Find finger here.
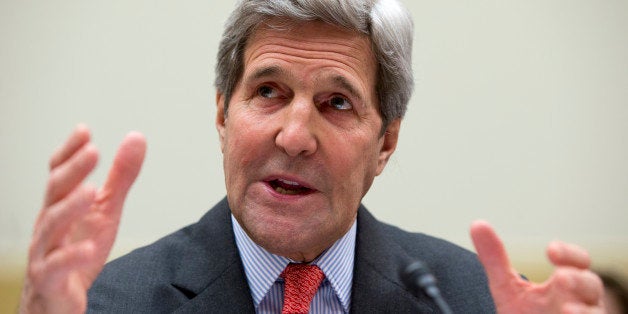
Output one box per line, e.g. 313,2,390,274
470,220,519,291
97,132,146,217
44,143,99,207
551,268,604,306
547,241,591,269
32,185,96,259
49,124,91,170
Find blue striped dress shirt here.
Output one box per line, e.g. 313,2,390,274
231,215,356,313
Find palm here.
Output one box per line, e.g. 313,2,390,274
489,271,566,313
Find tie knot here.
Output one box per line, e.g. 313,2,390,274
280,263,325,314
281,263,324,282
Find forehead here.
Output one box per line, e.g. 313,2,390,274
242,19,377,88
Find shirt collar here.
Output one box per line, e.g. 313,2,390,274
232,215,356,311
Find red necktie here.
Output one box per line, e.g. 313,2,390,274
280,263,325,314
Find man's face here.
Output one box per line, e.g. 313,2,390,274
216,20,400,262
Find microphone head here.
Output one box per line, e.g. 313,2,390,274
401,260,453,314
402,260,437,292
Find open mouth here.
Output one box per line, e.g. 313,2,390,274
268,178,314,195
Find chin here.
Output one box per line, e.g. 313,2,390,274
248,220,331,259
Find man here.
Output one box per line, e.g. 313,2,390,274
20,0,604,313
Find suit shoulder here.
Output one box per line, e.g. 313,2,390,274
380,221,478,260
377,221,487,278
356,209,495,312
87,222,198,312
88,199,238,312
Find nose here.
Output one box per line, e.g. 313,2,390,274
275,98,318,157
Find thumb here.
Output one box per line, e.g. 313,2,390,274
99,131,147,215
470,220,520,292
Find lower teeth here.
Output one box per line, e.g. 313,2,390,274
275,186,300,195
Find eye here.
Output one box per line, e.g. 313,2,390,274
327,95,353,111
257,85,278,98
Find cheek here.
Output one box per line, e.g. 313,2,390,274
326,137,382,198
223,128,256,184
225,116,267,163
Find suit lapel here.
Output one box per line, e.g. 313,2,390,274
350,206,437,313
169,198,255,313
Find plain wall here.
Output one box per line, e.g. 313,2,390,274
1,0,627,290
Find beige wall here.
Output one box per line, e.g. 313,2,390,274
2,0,627,310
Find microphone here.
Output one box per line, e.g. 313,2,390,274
402,260,453,314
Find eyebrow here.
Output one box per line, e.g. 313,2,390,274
249,66,287,81
332,75,362,101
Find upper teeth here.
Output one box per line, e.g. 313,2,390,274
278,178,299,186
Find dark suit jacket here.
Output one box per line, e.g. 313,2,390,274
88,198,495,313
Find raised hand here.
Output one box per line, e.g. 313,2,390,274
471,220,605,314
20,125,146,314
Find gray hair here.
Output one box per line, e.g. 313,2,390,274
214,0,414,129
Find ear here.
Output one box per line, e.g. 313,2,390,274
215,92,227,152
375,118,401,176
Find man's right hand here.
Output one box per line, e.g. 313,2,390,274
20,125,146,314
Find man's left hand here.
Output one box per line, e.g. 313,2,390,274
471,220,605,313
